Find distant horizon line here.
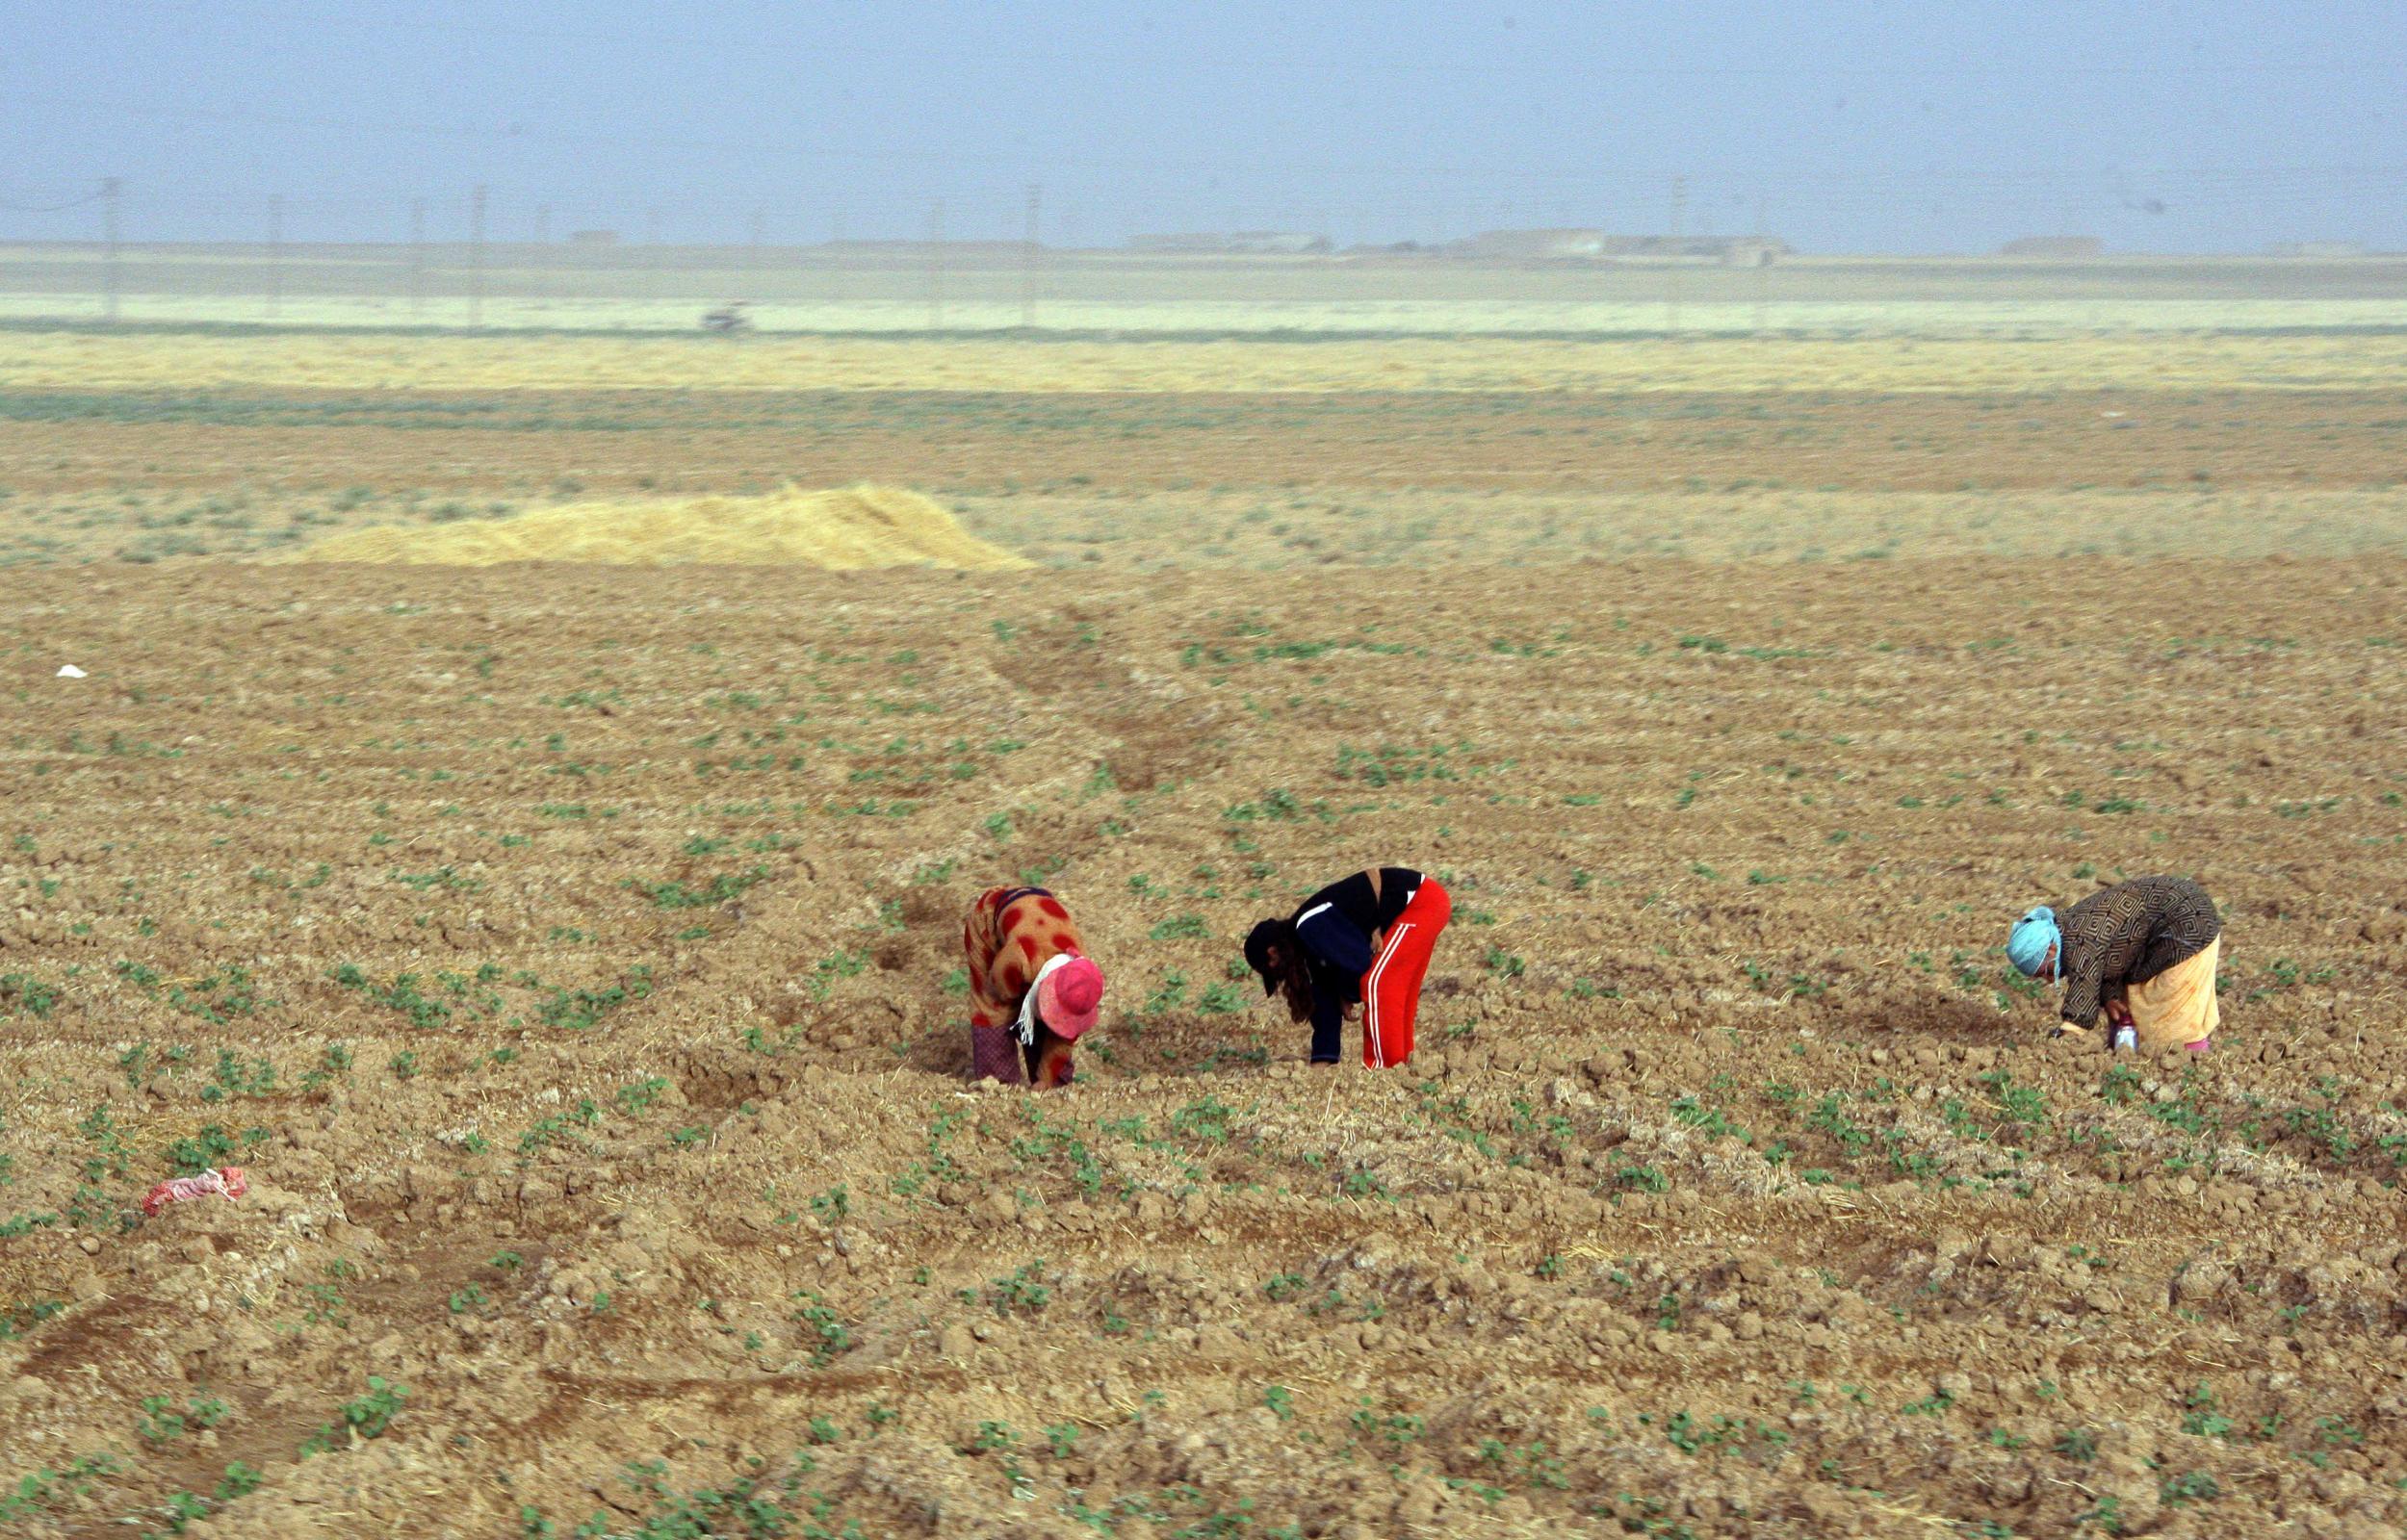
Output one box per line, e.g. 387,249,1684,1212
2,238,2400,263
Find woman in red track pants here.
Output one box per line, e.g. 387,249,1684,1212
1244,866,1450,1068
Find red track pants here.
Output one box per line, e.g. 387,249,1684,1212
1361,880,1450,1068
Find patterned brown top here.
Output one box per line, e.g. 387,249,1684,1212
2057,875,2222,1028
962,885,1087,1088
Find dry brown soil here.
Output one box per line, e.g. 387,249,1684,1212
3,389,2401,504
5,338,2407,1540
2,551,2405,1539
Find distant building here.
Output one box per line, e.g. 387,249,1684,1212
1228,231,1330,254
1601,236,1712,259
567,229,619,246
1127,231,1331,255
1458,228,1611,259
1455,230,1789,264
2266,241,2368,258
2000,236,2105,258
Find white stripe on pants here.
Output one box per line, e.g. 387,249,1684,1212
1362,921,1413,1069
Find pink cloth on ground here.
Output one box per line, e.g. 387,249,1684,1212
142,1167,249,1218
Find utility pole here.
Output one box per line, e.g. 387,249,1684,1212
925,200,945,330
266,194,284,321
408,197,427,318
1665,176,1687,334
534,203,551,245
645,207,662,308
101,177,122,325
1753,192,1771,333
469,184,488,328
1020,182,1043,329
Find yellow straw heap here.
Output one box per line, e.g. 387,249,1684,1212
281,484,1030,570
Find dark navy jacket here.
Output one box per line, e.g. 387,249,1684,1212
1290,867,1423,1062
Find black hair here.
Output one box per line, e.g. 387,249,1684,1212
1245,917,1315,1025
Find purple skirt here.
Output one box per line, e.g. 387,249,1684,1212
971,1024,1028,1086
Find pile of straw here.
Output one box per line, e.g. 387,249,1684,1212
282,485,1029,570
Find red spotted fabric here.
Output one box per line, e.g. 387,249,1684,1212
963,886,1087,1088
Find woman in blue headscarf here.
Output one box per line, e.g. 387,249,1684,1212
2007,875,2223,1053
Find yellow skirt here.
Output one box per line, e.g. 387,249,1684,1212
2127,937,2221,1050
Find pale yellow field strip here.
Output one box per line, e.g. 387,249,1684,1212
13,295,2407,339
7,289,2407,338
5,328,2405,395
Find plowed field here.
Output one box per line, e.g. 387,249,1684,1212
2,312,2406,1539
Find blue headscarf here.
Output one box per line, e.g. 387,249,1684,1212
2006,906,2060,979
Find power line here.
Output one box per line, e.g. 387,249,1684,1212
22,90,2407,196
105,4,2407,81
0,182,112,213
7,160,2405,259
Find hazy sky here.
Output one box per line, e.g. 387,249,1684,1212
4,0,2402,251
